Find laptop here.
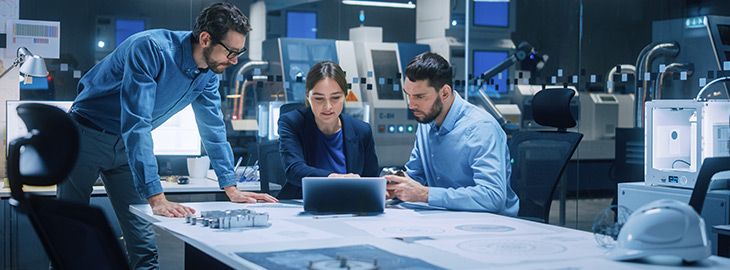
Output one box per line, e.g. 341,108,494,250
302,177,386,215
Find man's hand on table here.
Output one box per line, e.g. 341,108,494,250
224,186,278,203
148,193,196,217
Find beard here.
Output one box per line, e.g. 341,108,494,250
202,46,229,74
412,97,443,124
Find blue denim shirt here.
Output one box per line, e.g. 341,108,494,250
71,29,236,199
405,93,520,216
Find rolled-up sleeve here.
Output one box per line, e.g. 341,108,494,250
427,122,511,213
192,75,237,189
119,37,163,199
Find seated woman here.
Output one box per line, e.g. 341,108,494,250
277,61,379,199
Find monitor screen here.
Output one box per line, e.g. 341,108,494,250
473,50,509,96
371,50,403,100
116,19,145,47
287,11,317,39
473,0,509,28
280,39,338,102
150,105,201,156
6,101,201,156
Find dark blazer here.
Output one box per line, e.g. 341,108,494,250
277,107,379,199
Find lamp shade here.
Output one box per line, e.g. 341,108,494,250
19,55,48,77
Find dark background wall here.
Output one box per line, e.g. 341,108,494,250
17,0,730,98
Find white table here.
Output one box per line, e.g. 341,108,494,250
130,202,730,270
1,170,280,199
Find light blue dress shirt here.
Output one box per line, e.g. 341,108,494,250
405,93,520,216
71,29,236,198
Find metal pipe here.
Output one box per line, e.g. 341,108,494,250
695,76,730,101
633,43,656,127
232,61,268,120
476,88,506,127
633,42,679,127
654,63,692,100
605,64,635,94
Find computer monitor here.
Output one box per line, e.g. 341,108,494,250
150,105,201,156
287,11,317,39
6,101,201,156
115,19,145,47
473,50,510,97
473,0,510,28
371,50,403,101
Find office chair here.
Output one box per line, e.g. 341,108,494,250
8,103,129,270
688,156,730,214
509,88,583,223
257,102,304,195
279,102,305,115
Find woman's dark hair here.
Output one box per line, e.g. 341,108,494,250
192,2,251,42
305,61,348,106
405,52,453,91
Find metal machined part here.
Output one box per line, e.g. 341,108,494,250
186,209,269,230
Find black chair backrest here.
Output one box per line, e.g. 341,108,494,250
26,197,130,270
280,102,305,115
510,88,583,223
7,103,129,270
8,103,79,199
257,140,287,194
532,88,577,131
689,156,730,214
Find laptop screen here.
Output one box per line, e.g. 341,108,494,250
302,177,386,215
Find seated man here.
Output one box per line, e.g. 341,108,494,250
386,52,519,216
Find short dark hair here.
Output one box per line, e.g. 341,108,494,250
305,61,348,106
192,2,251,43
405,52,453,91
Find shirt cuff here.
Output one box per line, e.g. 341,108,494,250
427,187,447,208
141,180,164,199
217,172,237,189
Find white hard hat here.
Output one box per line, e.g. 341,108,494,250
606,199,711,262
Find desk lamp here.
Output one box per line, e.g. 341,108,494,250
0,47,48,81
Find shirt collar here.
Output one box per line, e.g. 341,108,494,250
180,32,201,77
430,92,464,134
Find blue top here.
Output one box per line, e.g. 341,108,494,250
70,29,236,199
405,93,520,216
278,107,379,199
311,129,346,174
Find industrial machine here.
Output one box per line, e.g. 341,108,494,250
650,15,730,100
350,27,429,167
645,99,730,188
579,93,619,141
256,38,366,141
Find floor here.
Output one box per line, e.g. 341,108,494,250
155,197,614,269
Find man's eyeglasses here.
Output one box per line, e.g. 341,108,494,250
216,40,247,59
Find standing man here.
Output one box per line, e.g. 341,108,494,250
386,52,519,216
59,3,276,269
